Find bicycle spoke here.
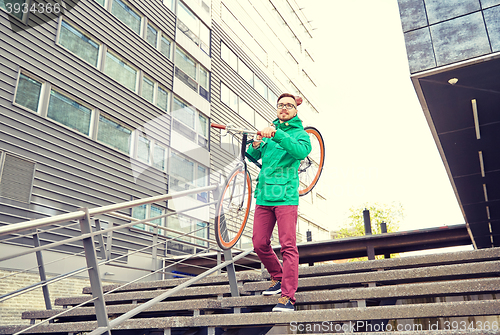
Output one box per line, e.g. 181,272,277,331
298,127,325,196
215,168,252,249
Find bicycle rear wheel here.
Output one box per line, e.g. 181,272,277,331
298,127,325,196
215,166,252,250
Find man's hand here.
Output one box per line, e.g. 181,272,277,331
260,126,276,138
252,135,263,148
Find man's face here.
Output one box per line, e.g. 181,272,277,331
276,97,297,122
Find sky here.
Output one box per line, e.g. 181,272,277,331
301,1,467,239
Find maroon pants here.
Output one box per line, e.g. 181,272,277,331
252,205,299,303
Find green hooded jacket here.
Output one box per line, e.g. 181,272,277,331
246,115,312,206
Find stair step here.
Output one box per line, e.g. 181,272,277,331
222,277,500,308
22,299,223,321
2,300,499,334
278,247,500,279
82,271,262,294
245,260,500,292
55,284,242,307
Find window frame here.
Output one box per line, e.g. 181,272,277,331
145,20,160,49
160,33,173,60
168,150,209,202
46,87,95,137
0,0,29,23
56,18,102,68
132,203,166,233
177,0,210,54
110,0,143,35
96,112,133,155
171,95,208,148
103,49,139,93
13,71,45,114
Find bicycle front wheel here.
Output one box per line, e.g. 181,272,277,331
298,127,325,196
215,167,252,250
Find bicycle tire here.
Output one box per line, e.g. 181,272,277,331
215,166,252,250
298,127,325,196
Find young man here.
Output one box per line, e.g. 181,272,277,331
246,93,312,312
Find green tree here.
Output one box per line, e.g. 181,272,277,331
336,202,403,239
335,202,404,261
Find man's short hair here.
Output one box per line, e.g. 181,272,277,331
277,93,302,106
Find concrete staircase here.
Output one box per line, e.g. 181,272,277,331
1,247,499,334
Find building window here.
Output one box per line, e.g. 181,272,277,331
152,143,167,171
220,83,238,113
172,97,208,148
111,0,141,34
177,1,210,54
195,221,207,246
254,76,267,99
132,204,164,233
166,213,192,242
47,90,92,136
196,165,207,202
157,85,169,112
268,88,278,105
97,114,132,154
220,83,256,127
239,99,254,126
163,0,174,12
170,151,194,193
175,47,210,101
173,97,195,129
221,42,276,105
146,22,158,48
199,66,209,91
221,42,237,71
238,59,253,87
176,47,197,81
14,74,42,113
169,152,208,201
58,20,100,67
137,134,150,163
104,51,138,92
160,35,172,59
141,76,155,103
0,0,25,20
93,0,105,6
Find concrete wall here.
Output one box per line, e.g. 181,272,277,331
397,0,500,73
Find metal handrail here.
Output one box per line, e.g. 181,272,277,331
1,181,257,334
0,184,218,236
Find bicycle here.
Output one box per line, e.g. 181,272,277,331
211,123,325,250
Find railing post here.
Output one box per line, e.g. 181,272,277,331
33,230,52,311
223,249,239,297
380,221,391,259
79,208,110,334
94,219,106,260
152,225,160,280
363,208,375,260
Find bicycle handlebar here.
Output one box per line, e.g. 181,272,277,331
211,123,276,137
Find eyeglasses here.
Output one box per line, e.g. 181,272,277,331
276,103,296,110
